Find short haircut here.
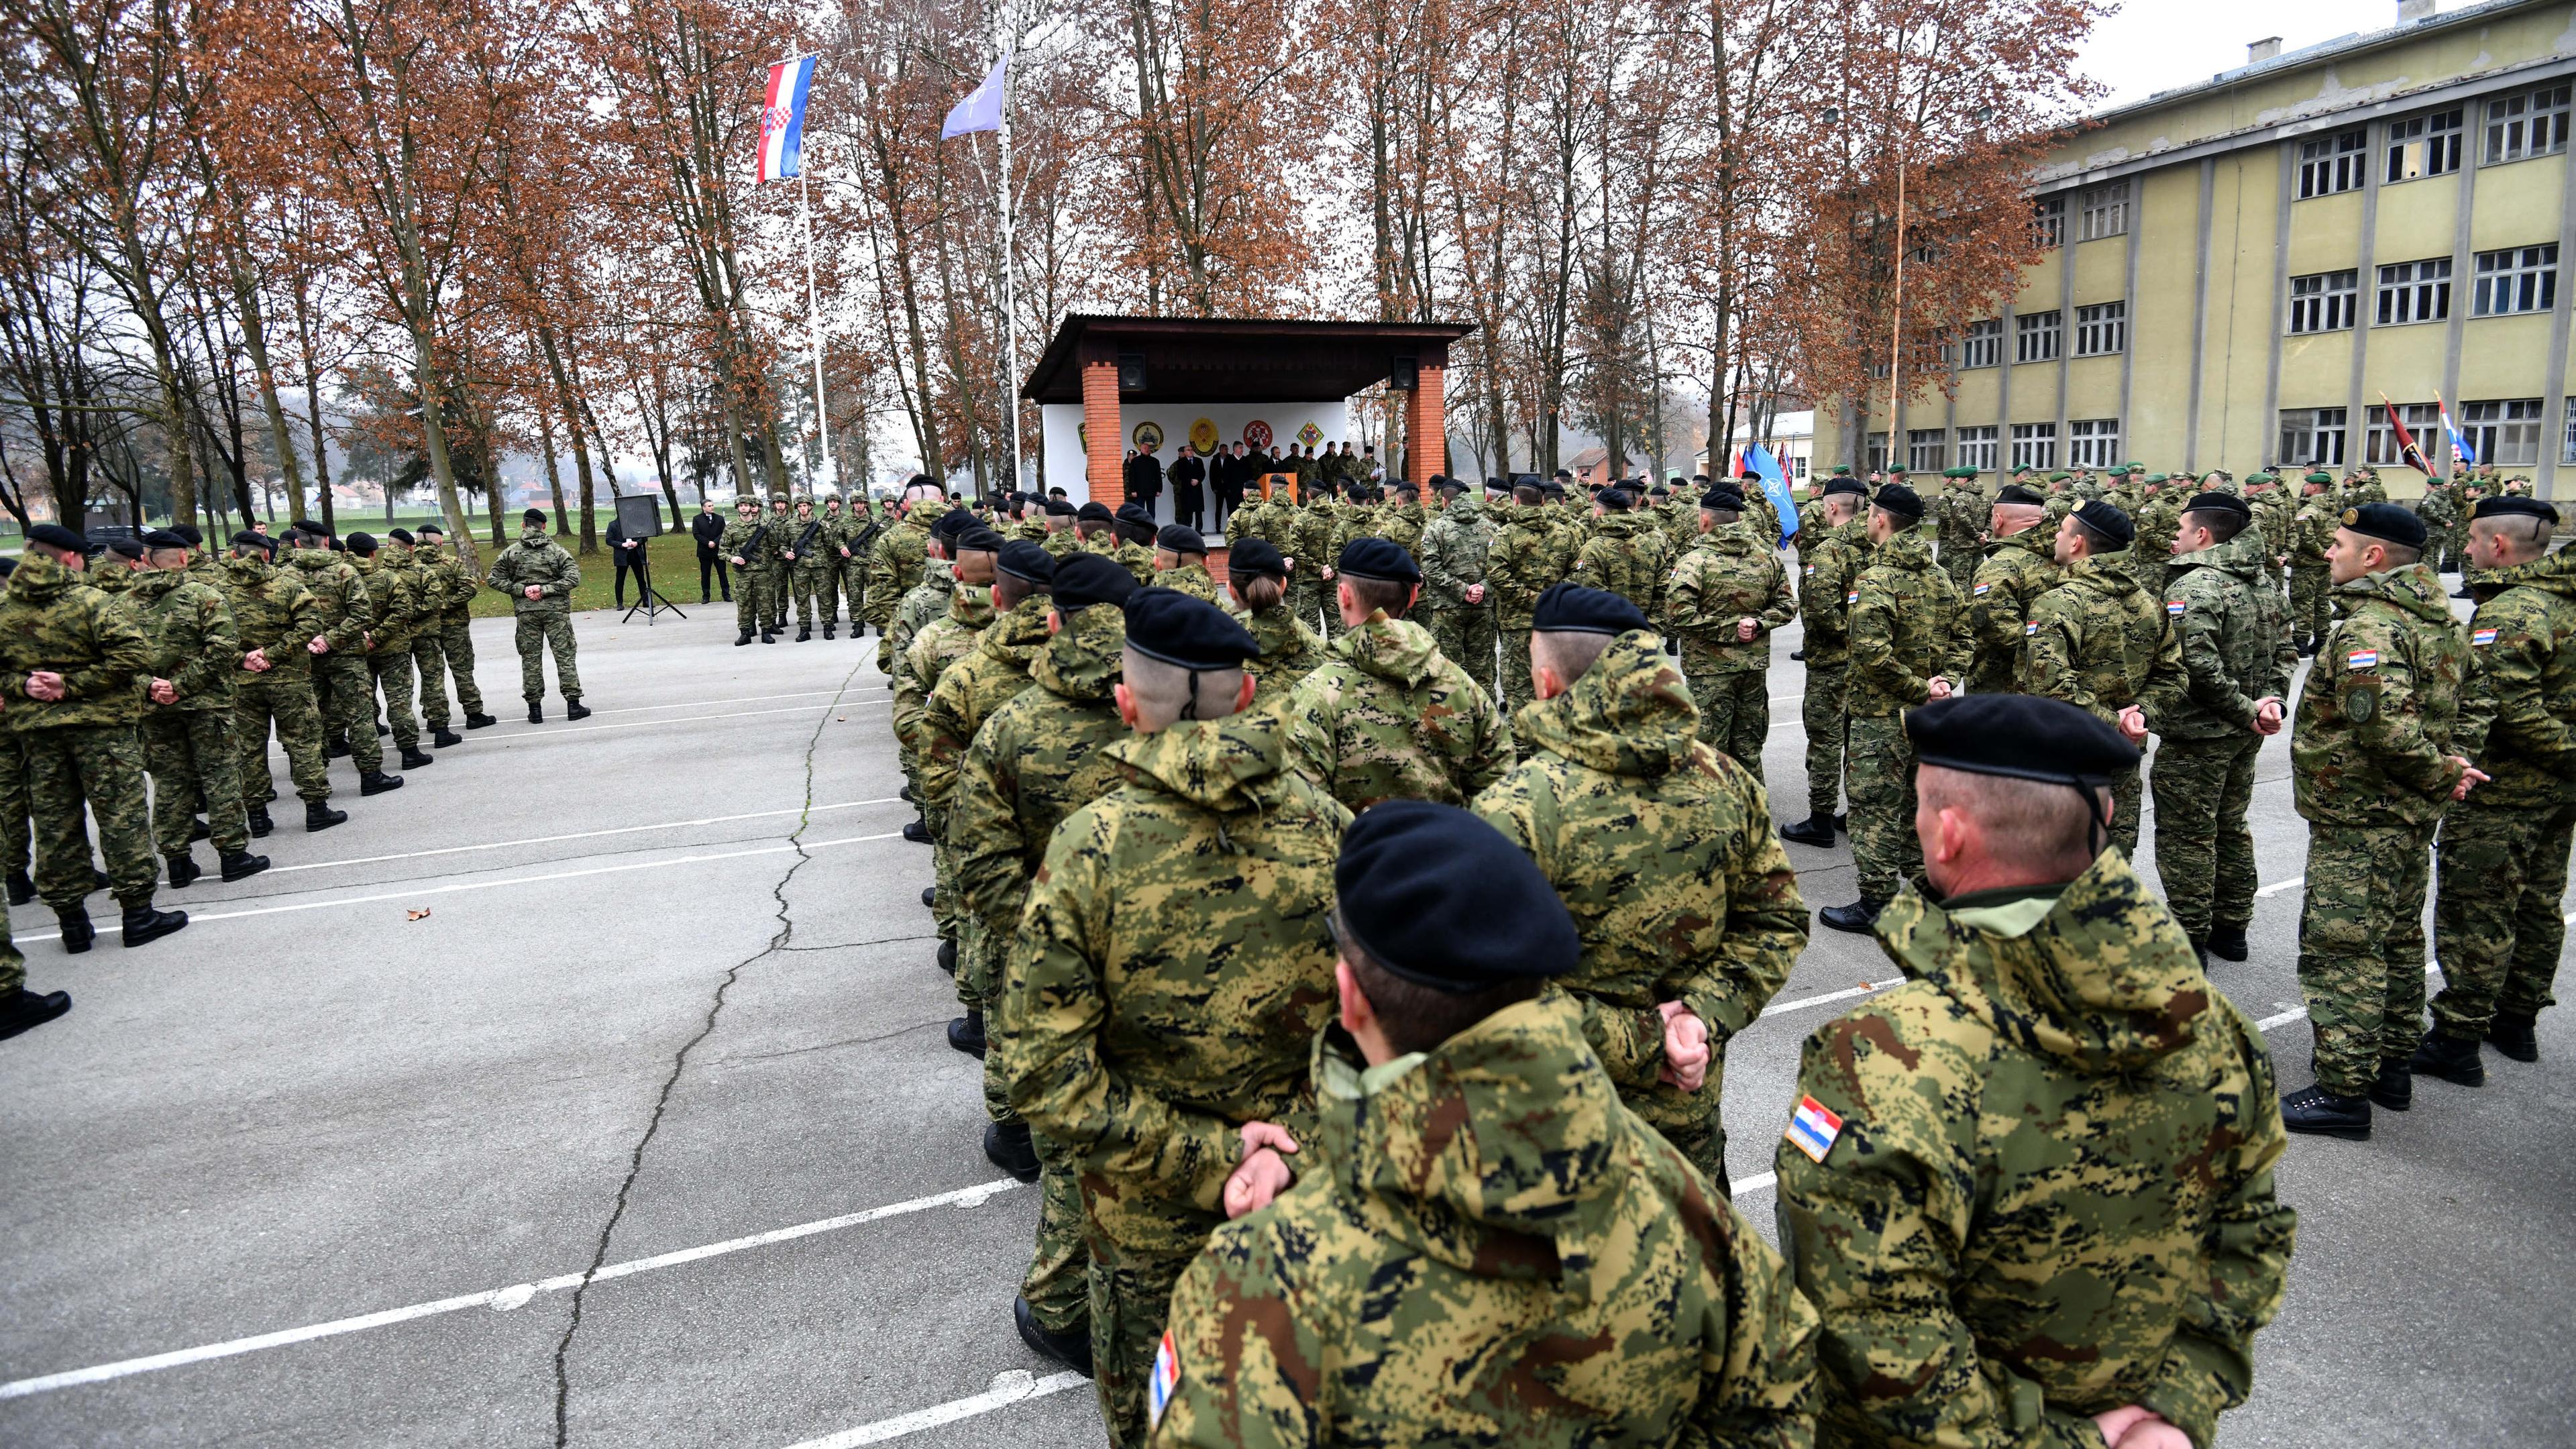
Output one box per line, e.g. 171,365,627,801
2470,511,2555,556
1341,574,1411,619
952,549,997,585
1532,629,1613,684
1121,649,1245,730
1701,506,1741,525
2179,507,2247,545
1917,764,2108,879
994,570,1049,611
1337,911,1545,1057
1821,494,1860,523
1077,519,1109,537
1513,483,1543,505
2070,513,2122,551
2371,540,2422,567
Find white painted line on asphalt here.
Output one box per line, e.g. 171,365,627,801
1731,1171,1776,1197
2254,963,2444,1033
780,1369,1090,1448
0,1179,1026,1401
2255,877,2305,898
259,799,901,875
540,688,856,718
506,700,886,738
1760,979,1907,1018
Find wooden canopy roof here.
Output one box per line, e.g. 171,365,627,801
1020,314,1477,406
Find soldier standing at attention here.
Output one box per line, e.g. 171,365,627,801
484,509,586,723
1664,484,1795,775
866,479,941,657
131,532,265,888
2151,494,2293,965
1222,540,1322,693
1960,483,2056,695
1006,589,1350,1449
2413,495,2574,1081
0,525,189,952
782,494,835,640
1111,504,1161,587
1151,525,1225,604
758,494,794,635
895,526,997,952
719,496,769,645
1779,477,1871,849
1820,484,1962,932
2282,503,2475,1139
281,526,366,771
1474,584,1805,1185
409,524,490,737
347,532,435,771
1482,480,1554,716
1779,694,2296,1449
1038,495,1084,559
221,531,344,841
2289,472,2337,655
1935,465,1986,594
2021,500,2182,859
1415,476,1496,701
1147,800,1819,1449
1568,484,1670,615
1285,539,1512,811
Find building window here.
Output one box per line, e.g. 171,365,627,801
2484,83,2571,165
2463,398,2544,466
2078,181,2129,241
2067,419,2122,469
2009,423,2057,471
1906,429,1946,473
1954,425,1998,472
2298,129,2369,198
2033,195,2065,248
2375,258,2452,325
1959,319,2002,370
2015,310,2062,364
1790,453,1808,480
2365,402,2440,468
2074,301,2127,357
2386,108,2463,182
2288,269,2359,333
2473,245,2557,316
2277,407,2349,468
1866,433,1888,473
2563,398,2576,465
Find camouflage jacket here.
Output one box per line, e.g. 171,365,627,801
129,568,239,713
1796,518,1874,667
415,542,477,621
1114,539,1160,588
1005,708,1352,1254
2290,499,2336,567
2292,562,2471,828
1472,631,1805,1137
920,596,1051,816
1778,849,2293,1449
2160,531,2296,741
1150,995,1818,1449
1377,499,1426,556
1038,525,1085,560
1326,502,1379,564
215,552,324,683
1240,602,1324,694
894,583,995,781
1570,513,1672,617
1228,498,1279,552
1285,611,1513,810
1937,481,1986,547
2134,493,2183,570
1485,511,1561,631
2021,549,2184,729
484,528,580,614
2453,547,2576,810
782,510,832,568
1157,560,1226,606
355,545,436,653
1963,527,2059,695
284,549,374,655
1289,502,1340,581
717,513,765,569
1664,524,1796,676
863,517,931,624
1846,530,1964,718
0,553,150,729
1415,496,1493,610
888,561,960,673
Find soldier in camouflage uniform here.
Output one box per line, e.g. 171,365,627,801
0,527,189,951
1821,485,1962,932
0,890,68,1038
1569,485,1671,616
1377,479,1425,555
949,554,1135,1377
1934,466,1986,594
717,496,771,645
1664,486,1795,775
1415,478,1497,701
2289,473,2337,653
1222,540,1322,695
1286,487,1336,631
1779,480,1872,849
2133,474,2183,592
1036,496,1085,560
484,511,586,722
2415,496,2575,1079
866,482,939,661
1285,539,1511,810
284,527,376,771
1005,589,1351,1449
1781,693,2294,1449
780,495,836,639
1148,800,1818,1449
1109,505,1161,588
1485,480,1557,716
1151,525,1225,605
2282,504,2474,1138
1960,483,2056,694
220,533,343,839
131,533,264,887
1474,584,1805,1185
756,494,794,633
409,523,489,737
2151,493,2294,963
2021,501,2183,859
349,532,435,768
894,527,995,942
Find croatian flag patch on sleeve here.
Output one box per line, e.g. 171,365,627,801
2166,599,2186,616
1845,590,1860,605
1149,1328,1181,1427
1786,1094,1845,1163
2024,619,2040,637
2345,648,2381,670
1972,581,1992,596
2473,627,2498,647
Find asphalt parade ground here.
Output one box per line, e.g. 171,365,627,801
1,585,2569,1448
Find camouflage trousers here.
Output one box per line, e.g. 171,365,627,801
236,674,332,806
514,608,581,700
2429,797,2575,1038
1422,605,1498,704
144,710,248,857
2296,820,2435,1096
315,653,384,773
1499,627,1536,718
2147,733,2261,940
739,569,772,638
1289,582,1326,639
1024,1135,1091,1336
0,895,19,996
1631,1056,1731,1196
369,649,421,751
1086,1233,1199,1448
790,564,836,627
1801,660,1851,822
1939,540,1980,597
1845,714,1921,902
762,566,791,629
2107,761,2143,860
838,562,865,623
0,734,30,878
21,724,156,911
1688,669,1771,780
2289,566,2332,649
414,621,482,725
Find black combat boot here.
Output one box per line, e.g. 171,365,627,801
2488,1012,2540,1063
2206,922,2249,962
91,866,110,893
432,728,463,748
375,722,390,736
2281,1084,2371,1140
920,885,937,909
6,870,33,906
564,700,590,720
760,629,776,644
360,769,404,796
1833,813,1848,834
902,819,932,845
399,747,433,769
2407,1031,2486,1087
2367,1058,2412,1111
948,1011,987,1059
55,906,93,953
796,625,812,642
325,737,352,758
165,852,201,888
936,938,957,975
1790,647,1807,661
305,801,347,833
822,623,836,640
1818,898,1887,934
1778,815,1835,849
735,631,754,646
247,805,274,839
121,904,187,948
1013,1297,1092,1377
218,849,270,882
189,817,211,842
982,1120,1040,1181
899,784,917,805
0,985,71,1041
465,711,497,729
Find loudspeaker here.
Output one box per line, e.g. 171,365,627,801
1389,354,1419,391
614,492,665,539
1117,352,1148,390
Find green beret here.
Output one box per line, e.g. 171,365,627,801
2123,461,2145,472
2144,473,2168,484
1942,466,1980,479
1828,465,1852,476
2246,472,2278,485
2304,471,2335,484
2047,471,2071,483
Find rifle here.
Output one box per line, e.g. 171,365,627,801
790,520,821,559
737,523,769,564
845,516,887,557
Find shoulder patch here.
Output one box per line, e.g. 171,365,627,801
1786,1094,1844,1163
2024,619,2039,637
2166,599,2186,616
1803,564,1815,576
1149,1328,1181,1428
2472,627,2498,647
1972,581,1992,596
1845,590,1860,605
2344,647,2380,670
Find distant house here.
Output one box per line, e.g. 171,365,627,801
1699,410,1816,487
1568,447,1613,488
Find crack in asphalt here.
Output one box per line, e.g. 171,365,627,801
546,659,866,1448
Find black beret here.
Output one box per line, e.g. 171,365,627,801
995,539,1056,585
1051,553,1136,614
386,527,414,545
415,522,443,537
1115,502,1155,525
1531,581,1650,635
1874,483,1925,521
1906,694,2138,788
1042,496,1077,517
1994,484,2046,506
230,530,276,553
141,529,188,549
1434,475,1468,494
105,536,144,559
953,526,1004,555
171,524,203,546
1156,524,1206,555
1344,482,1371,500
1334,800,1580,994
1336,537,1421,584
0,556,14,576
1700,486,1746,511
1122,587,1259,669
931,508,981,543
1542,480,1568,496
2471,495,2557,523
346,531,379,555
2180,492,2250,520
1821,478,1867,498
2341,502,2426,549
27,524,85,552
1228,538,1287,578
2073,499,2135,547
1597,486,1633,510
1076,501,1114,523
1484,476,1510,492
523,508,548,527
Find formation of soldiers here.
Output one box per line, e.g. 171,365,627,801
838,444,2575,1448
0,509,597,1042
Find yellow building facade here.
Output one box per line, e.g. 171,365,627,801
1819,0,2576,498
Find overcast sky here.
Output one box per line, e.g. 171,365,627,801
2078,0,2438,109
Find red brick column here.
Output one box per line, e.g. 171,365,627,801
1081,341,1124,508
1407,346,1448,488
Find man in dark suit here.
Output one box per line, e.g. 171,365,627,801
690,498,729,602
1125,447,1163,517
606,515,647,607
1169,446,1205,530
1212,441,1248,533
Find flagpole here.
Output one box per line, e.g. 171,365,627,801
998,40,1022,494
800,164,833,492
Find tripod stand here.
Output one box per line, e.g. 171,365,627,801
621,544,688,625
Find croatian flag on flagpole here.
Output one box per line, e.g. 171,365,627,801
758,56,818,182
942,54,1008,139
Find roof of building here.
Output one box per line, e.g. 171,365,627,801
2096,0,2540,127
1020,314,1478,405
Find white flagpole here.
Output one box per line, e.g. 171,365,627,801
998,42,1021,493
799,162,833,492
